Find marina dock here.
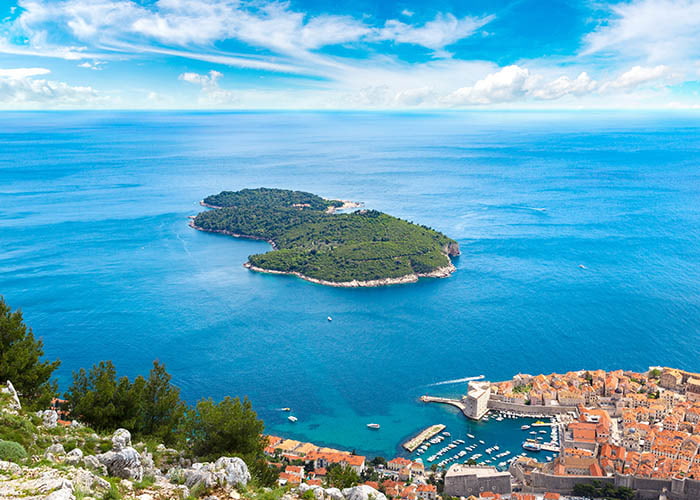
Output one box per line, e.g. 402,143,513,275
403,424,446,452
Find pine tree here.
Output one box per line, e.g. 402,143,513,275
0,297,60,409
136,360,185,443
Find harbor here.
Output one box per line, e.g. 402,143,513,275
402,424,446,452
407,411,563,472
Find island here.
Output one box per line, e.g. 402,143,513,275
189,188,460,287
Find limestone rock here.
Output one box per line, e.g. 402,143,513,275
0,460,21,475
65,448,84,466
112,428,132,451
183,457,250,490
83,455,107,475
214,456,251,486
46,443,66,457
37,409,59,428
97,429,143,481
46,486,76,500
1,380,21,411
325,488,344,500
342,485,387,500
73,468,110,494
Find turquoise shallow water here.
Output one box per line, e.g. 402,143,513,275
1,111,699,460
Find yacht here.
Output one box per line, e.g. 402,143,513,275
522,440,541,451
288,416,298,422
367,423,380,430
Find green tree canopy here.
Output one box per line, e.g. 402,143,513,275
66,360,185,445
325,464,360,489
184,396,276,485
0,297,60,409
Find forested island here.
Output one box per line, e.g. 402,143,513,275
190,188,460,287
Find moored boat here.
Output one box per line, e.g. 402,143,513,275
367,423,380,429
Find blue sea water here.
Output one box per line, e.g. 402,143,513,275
1,111,699,460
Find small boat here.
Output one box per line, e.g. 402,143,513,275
467,434,475,439
522,440,541,451
288,416,298,422
281,407,291,412
479,440,485,445
579,264,588,270
520,425,531,430
367,423,380,429
327,316,333,321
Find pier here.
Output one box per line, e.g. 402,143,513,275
402,424,446,452
420,396,469,416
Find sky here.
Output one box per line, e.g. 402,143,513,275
1,0,700,109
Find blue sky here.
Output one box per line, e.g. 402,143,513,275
0,0,699,109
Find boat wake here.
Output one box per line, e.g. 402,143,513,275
426,375,485,387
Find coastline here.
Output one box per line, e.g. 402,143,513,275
189,220,456,287
189,221,279,250
243,262,456,287
325,200,363,213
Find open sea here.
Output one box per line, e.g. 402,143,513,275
1,111,699,461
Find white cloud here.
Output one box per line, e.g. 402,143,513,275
375,13,493,54
529,72,597,100
601,65,671,90
0,67,51,78
583,0,700,63
179,69,236,105
442,65,532,105
0,67,102,107
77,60,105,70
438,64,677,106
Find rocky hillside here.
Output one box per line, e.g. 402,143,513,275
0,381,389,500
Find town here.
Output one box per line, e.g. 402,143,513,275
267,367,700,500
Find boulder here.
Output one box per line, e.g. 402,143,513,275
183,457,251,490
112,428,132,451
342,485,387,500
0,460,21,475
214,457,251,486
46,487,76,500
299,484,326,500
83,455,107,474
65,448,84,466
37,409,59,428
97,429,143,481
46,443,66,457
325,488,345,500
1,380,21,411
72,469,110,494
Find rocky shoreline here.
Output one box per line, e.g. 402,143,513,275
243,262,457,287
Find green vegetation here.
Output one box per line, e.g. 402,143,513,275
0,297,276,484
649,368,662,378
203,187,344,211
325,463,360,489
512,384,532,394
0,296,60,409
67,360,185,446
193,188,459,283
184,396,278,486
0,440,28,462
572,481,634,500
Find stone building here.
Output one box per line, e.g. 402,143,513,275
463,380,491,420
443,465,511,497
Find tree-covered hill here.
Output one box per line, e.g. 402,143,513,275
192,188,460,285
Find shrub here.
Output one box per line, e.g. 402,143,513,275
0,440,28,462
